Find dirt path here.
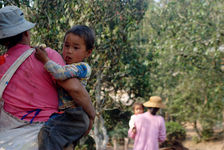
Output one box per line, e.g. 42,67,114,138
107,124,224,150
182,124,224,150
108,139,224,150
183,140,224,150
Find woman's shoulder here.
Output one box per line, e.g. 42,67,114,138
45,47,65,65
135,112,147,119
155,114,165,122
45,47,59,55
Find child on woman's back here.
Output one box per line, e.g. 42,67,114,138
35,25,95,150
129,102,144,134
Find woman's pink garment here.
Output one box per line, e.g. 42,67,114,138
128,111,166,150
0,44,65,122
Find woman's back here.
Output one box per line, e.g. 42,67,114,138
0,44,64,122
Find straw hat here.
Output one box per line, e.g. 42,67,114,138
143,96,166,108
0,6,35,39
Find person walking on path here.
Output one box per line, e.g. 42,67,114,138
128,96,166,150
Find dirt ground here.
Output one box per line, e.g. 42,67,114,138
107,124,224,150
182,139,224,150
107,138,224,150
181,124,224,150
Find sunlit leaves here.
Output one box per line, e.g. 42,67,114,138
144,0,224,138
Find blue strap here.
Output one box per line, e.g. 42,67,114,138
21,109,42,124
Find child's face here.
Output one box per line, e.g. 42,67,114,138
62,33,92,64
134,105,144,115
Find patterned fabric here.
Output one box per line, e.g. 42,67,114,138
58,87,76,110
128,112,166,150
45,61,91,86
44,60,91,110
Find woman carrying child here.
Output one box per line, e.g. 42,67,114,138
0,6,95,150
128,96,166,150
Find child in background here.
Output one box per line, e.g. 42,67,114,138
129,102,144,134
35,25,95,150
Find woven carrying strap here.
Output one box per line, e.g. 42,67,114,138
0,48,34,99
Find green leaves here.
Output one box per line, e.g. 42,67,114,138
143,0,224,139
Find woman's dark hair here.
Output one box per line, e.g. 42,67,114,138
0,32,23,48
64,25,95,51
148,107,160,115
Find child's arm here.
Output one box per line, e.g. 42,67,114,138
128,127,136,139
35,47,91,80
132,127,137,134
57,78,95,132
45,61,91,81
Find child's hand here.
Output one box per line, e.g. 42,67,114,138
35,45,49,64
132,127,137,134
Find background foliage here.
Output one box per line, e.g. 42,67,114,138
142,0,224,140
0,0,223,147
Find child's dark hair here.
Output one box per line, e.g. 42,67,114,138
64,25,95,51
132,102,144,111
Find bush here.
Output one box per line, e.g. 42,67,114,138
75,135,96,150
201,128,214,141
108,122,128,144
160,121,186,148
166,121,186,141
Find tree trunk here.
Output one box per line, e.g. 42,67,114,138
112,137,118,150
124,137,129,150
93,115,109,150
93,71,109,150
193,121,202,138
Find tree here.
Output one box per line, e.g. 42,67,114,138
1,0,148,149
85,1,148,149
142,0,224,140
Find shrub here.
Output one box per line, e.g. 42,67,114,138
166,121,186,141
75,135,96,150
201,128,214,141
108,122,128,144
160,121,186,148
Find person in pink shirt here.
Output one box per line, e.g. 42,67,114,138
0,5,95,150
128,96,166,150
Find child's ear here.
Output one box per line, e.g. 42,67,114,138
86,49,93,57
